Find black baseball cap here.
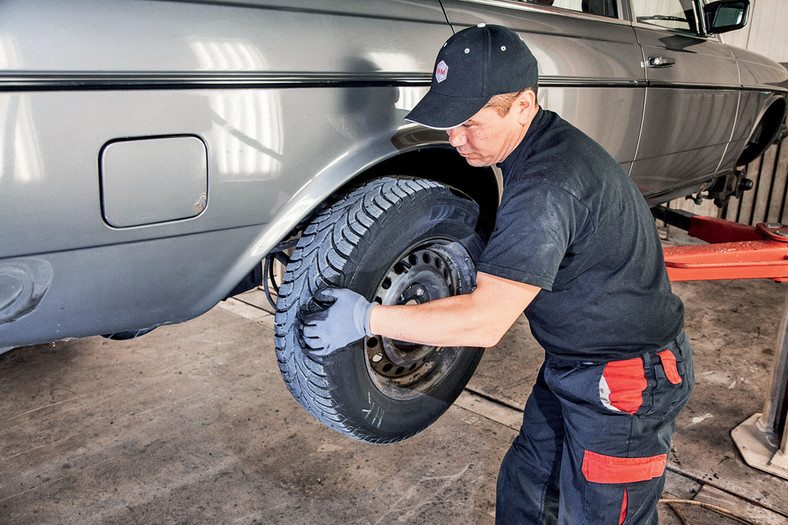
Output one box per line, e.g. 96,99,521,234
405,24,538,130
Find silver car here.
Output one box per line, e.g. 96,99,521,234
1,0,786,442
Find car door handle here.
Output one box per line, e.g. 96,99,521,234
648,56,676,68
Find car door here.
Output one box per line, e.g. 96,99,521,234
440,0,646,173
629,0,740,200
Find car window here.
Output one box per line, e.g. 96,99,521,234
631,0,699,33
522,0,618,19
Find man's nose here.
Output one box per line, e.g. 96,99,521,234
447,127,466,147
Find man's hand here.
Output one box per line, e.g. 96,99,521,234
298,287,375,358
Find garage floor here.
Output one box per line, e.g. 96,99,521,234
1,261,787,523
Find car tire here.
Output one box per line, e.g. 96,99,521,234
274,177,488,443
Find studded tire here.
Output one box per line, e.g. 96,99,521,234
274,177,487,443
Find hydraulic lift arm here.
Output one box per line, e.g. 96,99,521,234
653,208,788,282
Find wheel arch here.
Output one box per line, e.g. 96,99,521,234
254,129,500,259
213,128,500,308
737,95,788,166
351,147,501,232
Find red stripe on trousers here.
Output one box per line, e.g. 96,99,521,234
603,357,647,415
620,488,628,525
657,350,683,384
582,450,667,484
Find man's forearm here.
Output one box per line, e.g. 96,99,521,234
368,272,540,348
369,294,498,348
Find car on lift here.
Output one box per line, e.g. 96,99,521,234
1,0,786,443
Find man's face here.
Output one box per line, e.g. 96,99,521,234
445,102,523,167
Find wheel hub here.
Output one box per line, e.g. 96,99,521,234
365,241,474,391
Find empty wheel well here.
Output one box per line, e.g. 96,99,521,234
738,97,787,166
356,148,500,235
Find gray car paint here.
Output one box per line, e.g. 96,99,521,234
0,0,786,349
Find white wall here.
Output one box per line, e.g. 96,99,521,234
721,0,787,63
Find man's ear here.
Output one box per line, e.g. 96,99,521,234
514,89,538,124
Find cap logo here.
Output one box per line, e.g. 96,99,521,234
435,60,448,83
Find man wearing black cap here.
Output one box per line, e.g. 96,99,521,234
300,24,693,524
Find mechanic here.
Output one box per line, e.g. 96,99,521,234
299,24,694,525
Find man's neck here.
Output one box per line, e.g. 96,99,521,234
497,105,541,166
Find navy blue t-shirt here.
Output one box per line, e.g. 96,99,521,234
477,109,683,361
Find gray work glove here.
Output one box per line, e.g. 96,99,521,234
298,287,374,359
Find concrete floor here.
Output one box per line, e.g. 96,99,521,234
1,276,787,523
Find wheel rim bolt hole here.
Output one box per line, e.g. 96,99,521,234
381,363,406,376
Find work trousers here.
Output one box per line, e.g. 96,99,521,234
496,331,694,524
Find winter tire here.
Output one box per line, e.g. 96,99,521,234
274,177,488,443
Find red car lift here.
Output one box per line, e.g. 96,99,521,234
655,208,788,480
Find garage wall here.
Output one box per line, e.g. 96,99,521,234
667,0,787,225
723,138,788,225
723,0,788,63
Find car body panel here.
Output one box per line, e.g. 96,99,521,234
0,82,438,346
1,0,448,75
